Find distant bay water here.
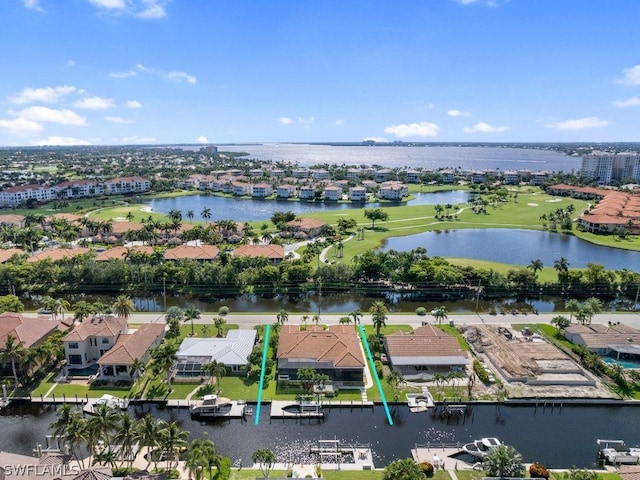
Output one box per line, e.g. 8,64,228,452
215,144,580,172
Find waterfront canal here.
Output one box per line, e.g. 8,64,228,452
5,402,640,468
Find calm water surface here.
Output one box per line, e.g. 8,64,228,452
382,229,640,271
4,402,640,468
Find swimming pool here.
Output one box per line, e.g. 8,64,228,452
603,357,640,369
66,365,99,377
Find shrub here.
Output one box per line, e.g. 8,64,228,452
473,359,492,384
374,360,384,379
218,306,230,316
416,307,427,316
420,461,435,477
529,463,550,479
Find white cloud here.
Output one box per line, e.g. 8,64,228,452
0,118,43,136
617,65,640,86
89,0,126,8
105,116,132,124
136,0,167,18
12,106,88,126
464,122,510,133
66,60,76,67
110,71,137,78
546,117,610,130
31,136,92,146
279,117,293,125
75,96,115,110
335,119,345,126
23,0,44,12
448,109,471,117
122,135,157,144
167,71,197,84
456,0,501,5
10,85,77,105
363,137,387,143
136,64,150,72
127,100,143,109
196,136,209,143
297,116,315,125
384,122,439,138
613,96,640,108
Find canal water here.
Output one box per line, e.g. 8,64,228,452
5,402,640,468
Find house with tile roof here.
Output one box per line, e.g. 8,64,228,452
98,323,165,380
174,329,257,377
0,248,26,263
164,244,219,261
94,246,155,262
384,324,469,379
233,244,285,264
64,316,127,369
277,325,365,382
27,248,91,263
286,217,328,238
564,323,640,358
0,312,63,351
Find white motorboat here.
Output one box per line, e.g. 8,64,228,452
598,439,640,464
190,394,233,417
462,437,502,458
406,392,435,413
83,394,130,414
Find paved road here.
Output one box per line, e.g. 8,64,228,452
118,310,640,330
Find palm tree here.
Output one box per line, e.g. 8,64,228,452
565,298,581,323
184,305,201,337
72,300,95,323
484,444,524,478
203,360,226,393
88,403,118,450
151,343,179,391
114,411,137,469
528,259,544,279
186,436,217,480
276,309,288,326
64,412,88,469
126,211,135,222
252,448,276,479
431,306,448,325
50,403,75,439
53,298,70,323
350,308,362,325
213,316,226,337
200,207,212,224
369,301,388,337
130,357,146,383
1,335,25,387
112,295,135,320
583,297,603,324
157,420,189,470
386,370,405,401
554,256,570,283
136,414,161,470
186,210,194,223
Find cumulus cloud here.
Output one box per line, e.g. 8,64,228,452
617,65,640,86
105,116,132,124
384,122,439,138
167,71,197,84
75,96,115,110
23,0,44,12
10,86,77,105
279,117,293,124
447,109,471,117
0,118,43,136
613,96,640,108
31,136,92,146
546,117,610,130
122,135,157,143
12,106,88,126
335,119,345,126
87,0,166,19
127,100,143,109
110,71,137,78
196,136,209,143
464,122,510,133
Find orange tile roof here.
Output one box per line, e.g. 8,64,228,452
277,325,365,368
164,244,219,260
27,248,90,263
48,213,83,223
95,246,155,261
0,312,61,348
385,325,469,360
0,214,24,226
111,221,144,234
64,316,127,342
0,248,26,263
98,323,165,365
287,217,328,230
233,244,284,260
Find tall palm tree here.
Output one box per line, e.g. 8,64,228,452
213,316,226,337
583,297,603,325
203,360,226,393
276,309,288,326
200,207,212,224
64,412,88,469
183,305,201,337
130,357,146,383
1,335,25,387
369,301,388,337
528,259,544,279
157,421,189,470
186,210,195,223
151,343,179,391
112,295,135,320
88,403,118,450
432,306,448,325
50,403,75,439
113,411,137,469
136,414,161,470
565,298,581,323
350,308,362,325
73,300,95,323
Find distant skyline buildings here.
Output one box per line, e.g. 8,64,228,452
580,152,640,184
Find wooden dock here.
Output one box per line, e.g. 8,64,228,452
411,443,475,470
309,440,375,469
270,400,325,419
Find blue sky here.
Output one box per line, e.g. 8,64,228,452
1,0,640,146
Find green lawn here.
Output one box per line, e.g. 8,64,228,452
362,324,413,336
30,372,57,397
50,382,136,399
166,382,201,399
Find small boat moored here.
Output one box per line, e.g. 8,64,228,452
462,437,502,458
597,439,640,465
83,394,130,414
190,394,233,417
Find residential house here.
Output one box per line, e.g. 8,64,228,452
286,217,328,238
312,169,331,181
0,248,25,263
277,184,297,199
440,169,456,184
346,169,361,181
64,316,128,369
323,186,342,201
0,184,56,208
175,329,257,376
249,169,264,178
54,180,103,199
503,170,520,185
0,214,24,227
104,177,150,195
164,244,219,261
384,324,469,379
270,169,285,178
378,183,408,200
27,248,90,263
298,186,316,200
406,170,421,183
374,169,393,183
233,244,285,264
226,168,243,177
292,168,310,178
530,171,552,186
251,183,273,198
94,246,155,262
232,182,250,196
564,323,640,357
349,186,367,202
276,325,365,382
361,180,377,191
98,323,165,380
0,312,64,351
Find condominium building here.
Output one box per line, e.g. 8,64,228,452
581,152,640,184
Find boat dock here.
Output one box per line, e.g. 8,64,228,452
411,443,476,470
166,399,248,419
309,439,375,469
270,400,325,419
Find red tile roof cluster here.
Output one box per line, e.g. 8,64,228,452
27,248,90,263
64,316,127,342
233,244,284,260
164,244,219,260
384,324,469,360
0,312,62,348
98,323,165,365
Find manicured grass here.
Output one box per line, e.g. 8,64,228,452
438,324,472,352
175,323,239,342
228,471,289,480
454,470,486,480
323,471,385,480
549,472,620,480
362,324,413,336
219,375,262,401
166,382,201,399
51,382,136,399
30,372,57,397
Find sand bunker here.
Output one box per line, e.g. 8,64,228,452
527,203,539,206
